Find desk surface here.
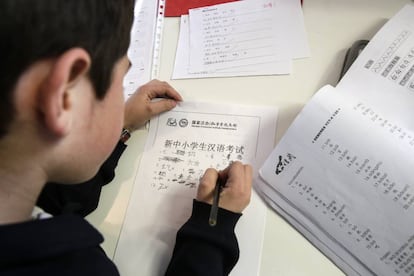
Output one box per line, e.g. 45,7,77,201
87,0,413,275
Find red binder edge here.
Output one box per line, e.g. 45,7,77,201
165,0,303,17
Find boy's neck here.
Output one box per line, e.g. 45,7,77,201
0,164,46,224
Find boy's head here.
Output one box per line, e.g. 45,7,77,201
0,0,134,184
0,0,134,138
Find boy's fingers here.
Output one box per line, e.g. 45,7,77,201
225,161,245,187
147,99,178,116
197,168,219,201
146,80,183,101
221,163,252,195
162,86,182,101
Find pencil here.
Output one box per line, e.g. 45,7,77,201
209,176,223,227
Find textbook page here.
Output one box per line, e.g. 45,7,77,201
114,101,278,276
259,85,414,276
255,176,365,276
337,4,414,125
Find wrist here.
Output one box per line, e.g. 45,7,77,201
120,128,131,143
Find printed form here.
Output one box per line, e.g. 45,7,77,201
114,102,278,276
172,0,309,79
172,14,291,79
257,5,414,276
188,0,288,72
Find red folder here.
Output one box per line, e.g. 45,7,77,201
164,0,303,17
165,0,238,17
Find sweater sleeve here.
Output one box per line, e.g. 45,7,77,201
36,142,127,217
165,199,242,276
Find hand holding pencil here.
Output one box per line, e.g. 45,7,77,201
197,161,252,225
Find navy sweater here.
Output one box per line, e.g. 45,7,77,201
1,142,241,275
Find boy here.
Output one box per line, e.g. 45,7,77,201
0,1,252,275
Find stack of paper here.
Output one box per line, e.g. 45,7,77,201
123,0,160,98
256,5,414,276
172,0,310,79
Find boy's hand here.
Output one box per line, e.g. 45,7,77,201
197,162,252,214
124,79,182,131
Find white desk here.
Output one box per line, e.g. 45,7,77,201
87,0,413,274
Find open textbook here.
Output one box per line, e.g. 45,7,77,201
114,102,278,275
257,5,414,276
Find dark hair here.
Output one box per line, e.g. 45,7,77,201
0,0,134,137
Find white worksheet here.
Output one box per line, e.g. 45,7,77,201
188,0,288,72
114,101,278,276
172,15,292,79
172,0,309,79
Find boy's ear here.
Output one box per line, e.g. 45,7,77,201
39,48,91,137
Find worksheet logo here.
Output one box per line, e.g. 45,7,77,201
166,118,189,128
275,153,296,175
179,119,189,128
166,118,177,127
